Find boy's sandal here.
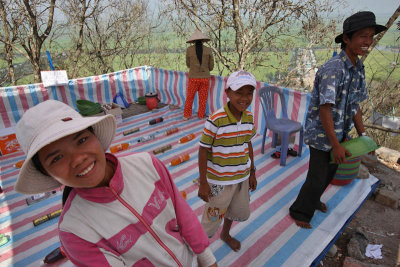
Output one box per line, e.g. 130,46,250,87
271,151,281,159
288,148,298,157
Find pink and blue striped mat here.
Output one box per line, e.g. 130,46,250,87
0,106,378,266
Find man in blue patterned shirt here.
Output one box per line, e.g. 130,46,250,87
289,11,386,228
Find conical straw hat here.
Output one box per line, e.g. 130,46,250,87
186,29,210,43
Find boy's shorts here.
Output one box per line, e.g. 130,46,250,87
200,179,250,237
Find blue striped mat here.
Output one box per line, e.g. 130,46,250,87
0,106,378,266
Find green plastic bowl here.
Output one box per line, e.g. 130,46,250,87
330,136,379,163
76,100,103,116
138,96,146,105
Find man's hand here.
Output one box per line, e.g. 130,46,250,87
249,174,257,192
198,182,212,202
332,143,351,164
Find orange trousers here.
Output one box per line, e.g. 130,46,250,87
184,78,210,119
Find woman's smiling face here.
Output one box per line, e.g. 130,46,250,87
38,129,113,189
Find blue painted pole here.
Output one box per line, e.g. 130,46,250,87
46,50,55,70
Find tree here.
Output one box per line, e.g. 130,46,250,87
58,0,105,78
361,4,400,62
1,0,57,83
0,0,20,85
59,0,157,78
358,6,400,151
161,0,343,77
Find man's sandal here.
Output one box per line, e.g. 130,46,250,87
287,148,298,156
271,151,281,159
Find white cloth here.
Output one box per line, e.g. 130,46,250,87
365,244,383,259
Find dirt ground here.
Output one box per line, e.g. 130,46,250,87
321,159,400,267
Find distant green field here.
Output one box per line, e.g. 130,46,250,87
1,48,398,86
1,28,398,86
0,56,26,68
315,49,400,83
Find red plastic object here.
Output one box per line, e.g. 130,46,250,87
170,154,190,166
0,133,21,155
330,178,353,186
149,117,164,125
179,133,195,144
180,191,187,200
145,93,159,110
110,143,129,153
166,127,179,135
15,160,25,168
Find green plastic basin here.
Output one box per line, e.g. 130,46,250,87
330,136,379,163
76,100,103,116
138,96,146,105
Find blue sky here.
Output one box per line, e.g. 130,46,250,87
343,0,399,17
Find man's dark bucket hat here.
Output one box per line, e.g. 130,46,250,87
335,11,387,43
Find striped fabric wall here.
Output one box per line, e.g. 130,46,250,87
0,66,311,141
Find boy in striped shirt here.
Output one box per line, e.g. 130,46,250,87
198,70,258,251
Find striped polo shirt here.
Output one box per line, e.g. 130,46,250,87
199,103,256,185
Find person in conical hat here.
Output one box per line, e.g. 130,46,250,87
184,29,214,120
186,29,211,43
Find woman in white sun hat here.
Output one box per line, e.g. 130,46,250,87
15,100,217,267
184,29,214,120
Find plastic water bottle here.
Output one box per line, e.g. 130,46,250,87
110,143,129,153
153,144,172,155
180,190,187,200
149,117,163,125
14,160,25,168
26,191,57,205
170,154,190,166
179,133,195,144
138,134,155,143
43,246,66,264
166,127,179,135
123,127,140,136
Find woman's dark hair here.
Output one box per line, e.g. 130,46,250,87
32,153,73,206
340,31,355,50
31,126,94,206
195,40,203,65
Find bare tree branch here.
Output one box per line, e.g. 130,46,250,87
361,4,400,61
365,124,400,134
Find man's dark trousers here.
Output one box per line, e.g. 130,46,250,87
289,146,338,223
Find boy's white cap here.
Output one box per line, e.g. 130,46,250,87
226,70,257,91
15,100,116,195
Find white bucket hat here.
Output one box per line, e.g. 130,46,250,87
186,29,210,43
15,100,117,195
226,70,257,91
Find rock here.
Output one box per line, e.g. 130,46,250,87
375,147,400,164
347,238,365,260
326,244,337,257
343,257,384,267
375,188,399,209
361,154,378,167
357,164,370,179
347,230,369,260
343,257,362,267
